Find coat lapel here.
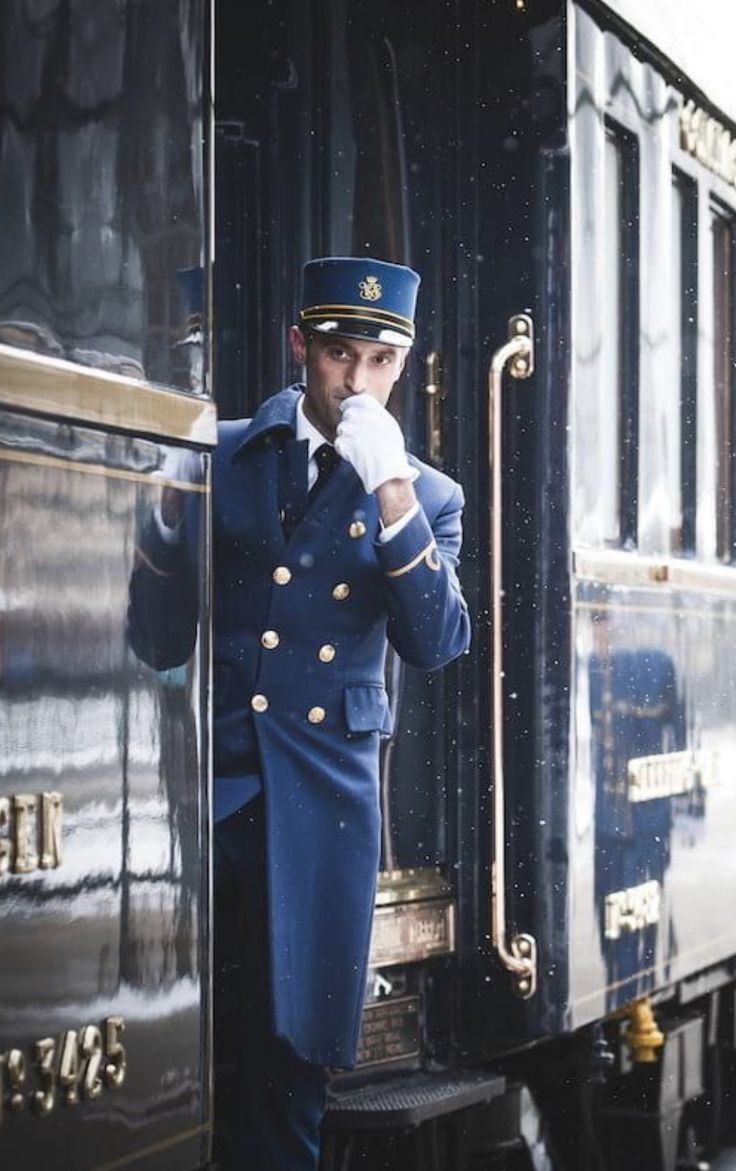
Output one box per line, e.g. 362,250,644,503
308,457,362,524
228,386,302,555
280,436,310,537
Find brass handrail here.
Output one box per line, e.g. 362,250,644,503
488,314,537,999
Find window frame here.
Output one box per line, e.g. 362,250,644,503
710,199,736,563
673,168,699,557
603,118,641,550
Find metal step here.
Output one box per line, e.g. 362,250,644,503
324,1069,506,1131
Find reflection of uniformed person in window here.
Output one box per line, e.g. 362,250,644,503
129,257,470,1170
588,612,683,986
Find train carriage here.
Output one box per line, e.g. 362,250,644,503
3,1,736,1170
216,1,736,1165
0,3,215,1169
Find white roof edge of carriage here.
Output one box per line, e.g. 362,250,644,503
581,0,736,127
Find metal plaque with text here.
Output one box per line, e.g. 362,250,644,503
369,899,455,968
357,996,421,1068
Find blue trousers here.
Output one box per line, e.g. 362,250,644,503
213,797,329,1170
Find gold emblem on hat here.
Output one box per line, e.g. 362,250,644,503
359,275,382,302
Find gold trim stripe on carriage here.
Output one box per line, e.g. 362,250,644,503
91,1123,210,1171
0,446,209,491
0,342,217,446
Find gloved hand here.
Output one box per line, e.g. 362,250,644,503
335,394,418,494
153,447,203,534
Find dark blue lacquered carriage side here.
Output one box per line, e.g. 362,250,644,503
0,4,215,1169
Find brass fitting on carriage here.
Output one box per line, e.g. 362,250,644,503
612,997,665,1064
423,350,445,466
506,314,534,379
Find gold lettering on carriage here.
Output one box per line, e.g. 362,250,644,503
604,880,661,941
0,1016,125,1123
0,792,63,876
369,900,455,968
680,100,736,190
627,748,724,802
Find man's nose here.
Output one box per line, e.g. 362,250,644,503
344,360,367,394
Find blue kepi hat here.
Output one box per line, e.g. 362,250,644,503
300,257,420,348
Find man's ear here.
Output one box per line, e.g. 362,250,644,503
289,324,307,365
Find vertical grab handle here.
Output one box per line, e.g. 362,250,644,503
488,314,537,999
424,351,444,466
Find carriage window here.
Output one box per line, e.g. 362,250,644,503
599,134,622,545
572,123,638,549
319,4,409,264
349,33,408,262
711,206,735,562
671,173,698,555
601,129,639,547
600,134,624,544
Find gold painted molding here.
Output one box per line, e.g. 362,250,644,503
573,548,736,595
376,866,451,906
0,344,217,446
92,1123,210,1171
0,447,209,491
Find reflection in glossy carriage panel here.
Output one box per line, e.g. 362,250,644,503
0,0,207,390
587,609,683,991
0,414,209,1169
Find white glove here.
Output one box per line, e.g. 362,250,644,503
153,447,202,539
335,395,418,494
155,447,203,487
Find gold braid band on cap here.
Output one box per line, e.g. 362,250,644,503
300,305,415,337
385,540,441,578
301,303,415,327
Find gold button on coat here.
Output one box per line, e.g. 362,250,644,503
261,630,280,649
349,520,366,539
307,706,326,724
318,644,336,663
273,566,292,585
251,694,269,713
332,583,350,601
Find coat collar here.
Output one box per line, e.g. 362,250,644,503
233,384,303,457
231,382,423,488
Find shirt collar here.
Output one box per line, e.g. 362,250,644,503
296,393,333,461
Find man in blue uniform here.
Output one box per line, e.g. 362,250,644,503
130,256,470,1170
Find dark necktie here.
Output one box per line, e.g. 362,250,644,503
309,443,339,503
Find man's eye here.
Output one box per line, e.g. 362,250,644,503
329,348,348,360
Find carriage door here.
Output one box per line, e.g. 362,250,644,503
305,1,471,969
214,0,486,1020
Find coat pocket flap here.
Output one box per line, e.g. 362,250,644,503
344,684,392,734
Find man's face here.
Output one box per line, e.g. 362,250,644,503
289,326,408,441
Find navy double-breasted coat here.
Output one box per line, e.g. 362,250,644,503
130,384,470,1068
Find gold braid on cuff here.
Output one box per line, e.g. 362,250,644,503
385,540,441,578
